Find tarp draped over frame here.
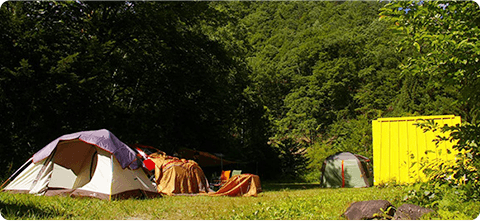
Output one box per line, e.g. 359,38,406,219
148,151,262,197
149,152,211,195
209,174,262,197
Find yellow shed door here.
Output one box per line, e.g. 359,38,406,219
372,115,461,185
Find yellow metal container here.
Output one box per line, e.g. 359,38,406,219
372,115,461,185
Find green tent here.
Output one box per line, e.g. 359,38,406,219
320,152,372,188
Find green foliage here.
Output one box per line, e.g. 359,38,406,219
268,137,308,182
0,1,267,179
402,182,480,220
325,115,374,159
246,1,400,140
380,0,480,122
2,0,477,184
375,1,480,218
236,1,404,180
306,141,337,172
427,121,480,199
398,119,480,219
305,115,374,181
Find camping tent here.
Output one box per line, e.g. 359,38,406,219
320,152,372,188
2,129,159,200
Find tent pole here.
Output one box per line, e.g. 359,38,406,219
110,154,113,201
341,160,345,188
0,157,33,190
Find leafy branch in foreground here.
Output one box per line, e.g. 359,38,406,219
381,1,480,218
380,0,480,122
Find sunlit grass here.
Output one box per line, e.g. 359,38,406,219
0,184,411,220
3,183,477,220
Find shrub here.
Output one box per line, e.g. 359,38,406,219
401,121,480,219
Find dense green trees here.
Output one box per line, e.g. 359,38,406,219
0,1,269,178
1,1,477,182
380,1,480,210
233,1,407,178
381,0,480,121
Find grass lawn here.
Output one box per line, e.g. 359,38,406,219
0,183,405,220
0,183,478,220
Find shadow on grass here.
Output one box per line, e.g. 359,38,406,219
262,183,322,191
0,201,66,219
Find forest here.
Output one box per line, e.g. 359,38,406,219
1,0,479,192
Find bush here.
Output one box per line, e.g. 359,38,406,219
401,121,480,219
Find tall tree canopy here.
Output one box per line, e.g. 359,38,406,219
1,1,476,182
380,0,480,202
381,0,480,122
0,1,269,178
230,1,406,176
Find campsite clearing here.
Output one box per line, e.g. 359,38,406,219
0,184,417,220
0,184,403,220
2,183,480,220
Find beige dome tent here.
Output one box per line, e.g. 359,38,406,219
2,129,159,200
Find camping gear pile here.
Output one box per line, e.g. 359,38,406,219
1,129,262,200
134,146,262,197
147,151,211,196
209,173,262,197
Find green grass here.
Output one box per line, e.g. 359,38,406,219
0,184,477,220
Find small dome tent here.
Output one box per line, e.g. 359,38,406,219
320,152,372,188
2,129,159,200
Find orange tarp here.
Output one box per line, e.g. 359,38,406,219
209,174,262,197
149,152,211,196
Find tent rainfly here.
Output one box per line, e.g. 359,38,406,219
320,152,373,188
2,129,159,200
